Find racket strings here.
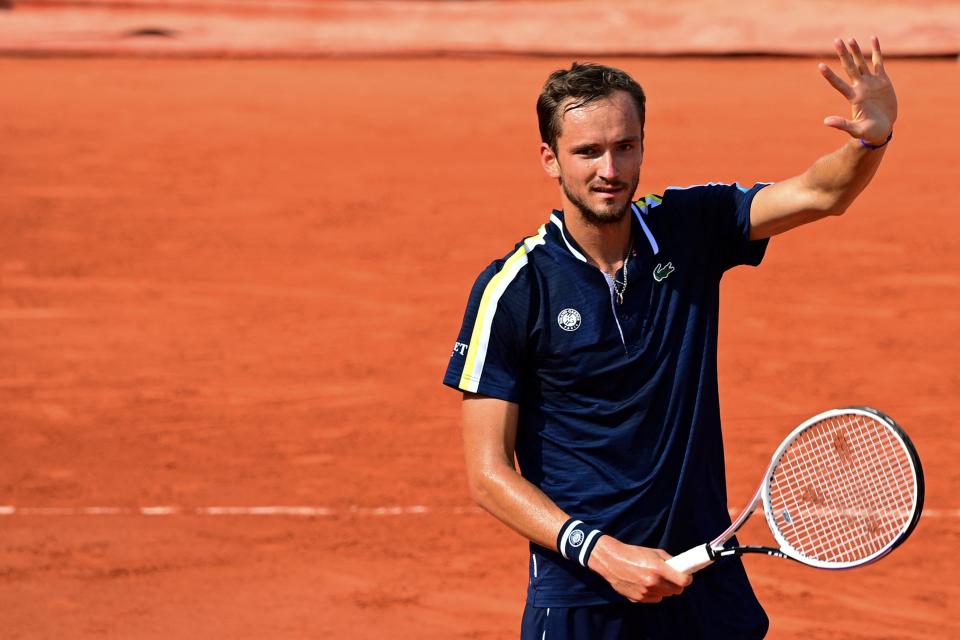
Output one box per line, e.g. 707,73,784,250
768,413,916,564
800,416,913,560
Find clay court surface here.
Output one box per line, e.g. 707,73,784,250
0,54,958,638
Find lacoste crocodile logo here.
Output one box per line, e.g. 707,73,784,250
653,262,675,282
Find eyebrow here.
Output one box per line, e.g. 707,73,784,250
569,136,640,153
570,143,599,153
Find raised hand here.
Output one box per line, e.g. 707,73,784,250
819,36,897,146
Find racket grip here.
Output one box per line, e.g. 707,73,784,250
666,544,715,574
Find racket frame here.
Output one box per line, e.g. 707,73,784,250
668,406,924,573
760,406,924,569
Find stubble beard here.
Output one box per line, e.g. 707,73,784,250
561,175,638,227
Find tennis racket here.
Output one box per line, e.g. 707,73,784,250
667,406,924,574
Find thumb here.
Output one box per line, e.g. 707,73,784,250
824,115,858,137
657,551,693,586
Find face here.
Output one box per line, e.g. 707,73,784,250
540,90,644,225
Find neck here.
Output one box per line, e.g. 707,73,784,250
563,208,633,274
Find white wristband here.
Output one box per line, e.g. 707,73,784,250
557,518,604,568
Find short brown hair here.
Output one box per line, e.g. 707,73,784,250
536,62,646,152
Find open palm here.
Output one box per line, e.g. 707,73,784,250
819,36,897,146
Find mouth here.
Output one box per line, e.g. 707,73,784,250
591,185,626,198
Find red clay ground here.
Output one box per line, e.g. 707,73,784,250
0,57,958,638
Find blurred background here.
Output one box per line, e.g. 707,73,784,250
1,0,958,57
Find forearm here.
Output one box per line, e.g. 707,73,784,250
800,137,887,214
466,461,569,551
461,395,691,601
749,137,888,239
467,459,690,601
462,394,568,551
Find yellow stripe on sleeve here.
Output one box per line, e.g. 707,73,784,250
458,225,546,392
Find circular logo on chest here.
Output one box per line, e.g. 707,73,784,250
557,308,582,332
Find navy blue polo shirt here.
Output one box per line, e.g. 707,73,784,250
444,183,770,635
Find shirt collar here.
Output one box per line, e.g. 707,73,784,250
548,205,659,263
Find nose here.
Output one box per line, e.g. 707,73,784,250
597,151,619,181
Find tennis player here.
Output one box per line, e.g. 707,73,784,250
443,37,896,639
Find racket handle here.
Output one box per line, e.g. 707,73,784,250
666,544,715,574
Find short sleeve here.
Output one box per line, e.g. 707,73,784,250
657,182,771,273
442,255,532,403
704,182,771,271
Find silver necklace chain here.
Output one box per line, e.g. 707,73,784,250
614,242,632,305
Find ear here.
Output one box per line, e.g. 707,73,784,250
540,142,561,179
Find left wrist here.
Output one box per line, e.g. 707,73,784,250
859,129,893,149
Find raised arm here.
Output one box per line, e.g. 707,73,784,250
749,36,897,240
462,393,691,600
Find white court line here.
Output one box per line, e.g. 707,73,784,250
0,505,482,517
0,505,956,518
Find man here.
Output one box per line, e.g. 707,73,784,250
443,37,895,639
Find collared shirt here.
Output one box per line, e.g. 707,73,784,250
444,183,771,635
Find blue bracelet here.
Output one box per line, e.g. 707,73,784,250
859,130,892,150
557,518,604,568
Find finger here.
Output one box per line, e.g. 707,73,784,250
871,35,885,75
644,576,684,596
834,37,859,80
847,37,870,75
819,63,855,99
659,561,693,587
656,580,686,597
652,548,692,585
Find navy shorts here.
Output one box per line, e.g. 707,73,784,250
520,600,768,640
521,603,652,640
